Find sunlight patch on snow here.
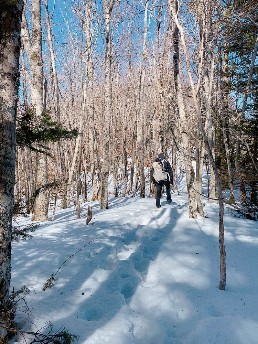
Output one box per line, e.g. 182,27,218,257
168,289,195,320
36,224,68,237
42,270,112,321
228,270,247,287
10,190,258,344
77,268,110,298
117,242,139,260
46,304,78,322
224,231,235,241
235,234,258,245
186,316,258,344
168,265,209,289
96,228,123,237
140,207,172,228
148,253,211,289
132,285,194,321
44,270,111,322
28,277,48,292
129,285,194,343
84,306,136,344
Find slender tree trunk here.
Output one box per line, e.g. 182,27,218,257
64,119,83,208
23,0,49,221
122,128,128,197
100,0,114,209
113,165,119,197
169,0,200,218
0,2,23,340
92,168,100,201
82,167,88,203
75,142,83,218
43,0,60,121
170,0,226,288
221,52,235,203
129,149,135,194
136,0,149,199
20,47,29,109
195,143,204,217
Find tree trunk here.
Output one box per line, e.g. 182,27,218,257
122,128,128,197
169,0,200,218
195,143,204,217
100,0,114,209
64,120,83,208
221,52,235,203
43,0,60,121
135,0,149,199
22,0,49,221
0,1,23,340
170,0,226,288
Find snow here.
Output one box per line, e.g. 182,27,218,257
11,186,258,343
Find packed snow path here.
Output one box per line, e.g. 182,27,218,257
11,194,258,343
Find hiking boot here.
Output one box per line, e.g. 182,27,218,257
156,205,161,208
167,200,172,204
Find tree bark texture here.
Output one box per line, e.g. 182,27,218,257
22,0,49,221
170,0,226,287
100,0,114,209
0,1,23,340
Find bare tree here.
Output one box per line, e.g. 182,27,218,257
99,0,115,209
170,0,226,289
21,0,49,221
43,0,60,121
169,0,203,218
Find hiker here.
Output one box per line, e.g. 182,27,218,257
151,153,173,208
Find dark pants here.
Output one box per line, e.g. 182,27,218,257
155,180,171,207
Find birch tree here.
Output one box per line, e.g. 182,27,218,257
0,1,23,339
21,0,48,221
169,0,203,218
100,0,115,209
170,0,226,289
43,0,60,121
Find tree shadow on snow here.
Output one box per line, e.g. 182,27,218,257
13,195,258,344
17,198,182,341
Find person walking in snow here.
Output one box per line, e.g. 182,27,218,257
151,153,173,208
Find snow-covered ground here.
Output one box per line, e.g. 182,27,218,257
11,188,258,343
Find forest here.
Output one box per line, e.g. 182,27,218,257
0,0,257,342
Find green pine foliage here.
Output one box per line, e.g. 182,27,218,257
16,108,78,154
218,0,258,208
12,223,39,241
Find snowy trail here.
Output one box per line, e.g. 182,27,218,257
11,194,258,344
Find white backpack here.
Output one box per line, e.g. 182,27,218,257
153,161,169,182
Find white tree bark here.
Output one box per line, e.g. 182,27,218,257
170,1,226,289
135,0,149,199
220,52,235,203
100,0,115,209
169,0,201,218
22,0,48,221
43,0,60,121
0,1,23,339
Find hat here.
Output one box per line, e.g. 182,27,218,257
157,153,165,160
